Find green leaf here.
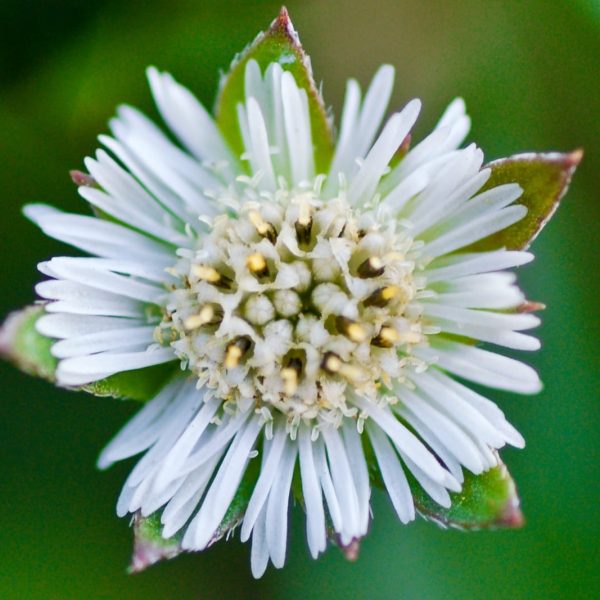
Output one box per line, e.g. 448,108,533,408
0,304,177,401
80,362,178,402
469,150,582,251
129,512,184,573
215,7,333,174
0,305,57,381
411,459,524,530
129,457,260,572
207,460,259,547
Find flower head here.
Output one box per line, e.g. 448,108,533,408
5,9,580,577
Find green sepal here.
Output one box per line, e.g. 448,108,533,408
468,150,582,251
411,459,524,530
215,8,333,174
80,362,178,402
207,456,260,547
129,512,184,573
0,304,177,402
129,455,260,572
0,305,57,381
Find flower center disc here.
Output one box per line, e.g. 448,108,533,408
160,187,426,432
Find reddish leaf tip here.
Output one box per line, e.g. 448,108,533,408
566,148,584,167
495,461,525,529
129,513,182,574
500,502,525,529
277,6,290,24
268,6,300,48
70,170,97,188
517,300,546,313
339,537,361,561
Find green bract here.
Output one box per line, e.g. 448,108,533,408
0,305,175,401
469,151,582,252
412,460,523,529
215,8,333,175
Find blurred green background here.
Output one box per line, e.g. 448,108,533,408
0,1,598,598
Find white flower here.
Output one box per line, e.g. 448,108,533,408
25,51,541,576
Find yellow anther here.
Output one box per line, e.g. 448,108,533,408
336,316,368,343
321,352,342,374
371,326,400,348
357,256,384,279
225,345,243,369
192,265,220,282
295,202,313,245
183,305,222,330
246,253,269,277
224,337,252,369
298,202,311,226
363,285,401,308
192,265,232,289
321,352,361,381
281,367,299,396
248,210,277,243
381,286,401,300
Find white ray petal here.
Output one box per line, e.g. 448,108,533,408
147,67,237,176
298,424,326,558
325,78,361,191
421,205,527,259
352,396,459,490
422,303,540,331
37,281,146,318
266,439,297,568
425,250,534,282
281,72,314,185
406,146,483,229
250,503,270,579
347,100,421,206
264,62,288,176
40,258,164,303
241,425,287,542
183,416,261,550
56,347,175,385
86,150,168,222
322,426,361,543
246,97,277,190
402,455,451,508
428,369,526,448
366,421,415,523
313,438,343,534
411,371,506,447
392,407,464,483
97,379,184,469
173,409,253,480
418,340,542,394
51,326,155,358
427,286,525,310
421,183,523,242
399,388,486,474
36,314,145,339
24,204,173,263
125,383,207,488
341,419,371,532
44,256,170,284
161,452,224,538
151,395,221,494
102,131,217,218
78,186,186,246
